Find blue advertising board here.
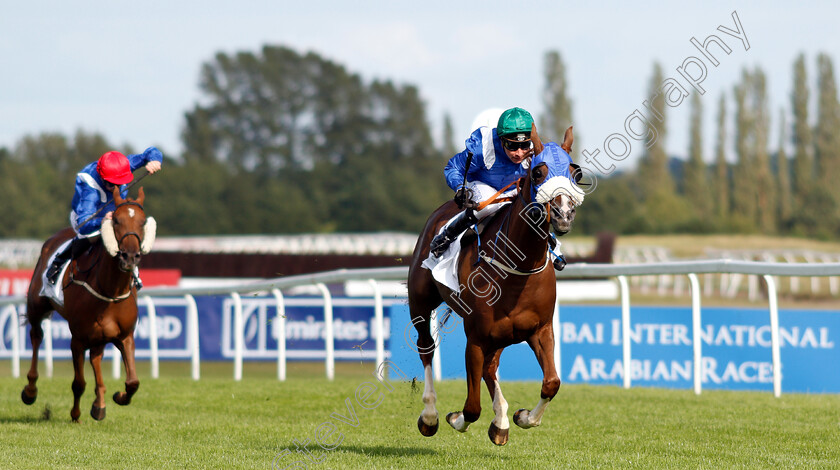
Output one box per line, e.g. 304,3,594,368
4,298,839,393
388,304,840,393
0,296,392,362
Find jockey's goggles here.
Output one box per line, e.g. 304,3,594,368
501,138,533,151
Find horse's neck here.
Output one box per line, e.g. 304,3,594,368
491,179,549,267
85,244,132,294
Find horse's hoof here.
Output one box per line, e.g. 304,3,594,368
113,392,130,406
21,389,37,405
514,408,531,429
488,422,509,446
417,416,439,437
90,405,106,421
446,412,468,433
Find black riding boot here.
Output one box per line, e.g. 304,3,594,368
46,237,91,285
430,209,478,257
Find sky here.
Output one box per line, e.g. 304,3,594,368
2,1,839,175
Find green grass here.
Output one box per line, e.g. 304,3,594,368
0,361,839,469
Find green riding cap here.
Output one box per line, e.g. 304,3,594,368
496,107,534,140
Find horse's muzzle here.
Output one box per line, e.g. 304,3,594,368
550,207,574,234
118,251,141,272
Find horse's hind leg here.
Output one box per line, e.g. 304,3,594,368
482,349,509,445
89,344,107,420
514,323,561,429
69,338,86,422
112,334,139,406
21,297,51,405
408,274,443,437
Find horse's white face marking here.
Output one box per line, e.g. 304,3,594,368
128,208,135,218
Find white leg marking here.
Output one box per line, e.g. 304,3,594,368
517,397,551,428
420,364,438,426
492,381,509,430
450,412,469,432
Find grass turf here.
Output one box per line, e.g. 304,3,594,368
0,361,839,469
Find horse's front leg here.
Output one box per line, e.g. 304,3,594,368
21,320,44,405
482,349,509,445
447,340,484,433
69,338,86,422
112,334,140,406
89,344,107,420
515,323,561,429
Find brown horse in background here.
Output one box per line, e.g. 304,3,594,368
23,187,157,421
407,127,580,445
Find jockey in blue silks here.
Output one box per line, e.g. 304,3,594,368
46,148,163,286
430,107,536,257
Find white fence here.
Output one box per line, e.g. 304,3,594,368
2,260,840,397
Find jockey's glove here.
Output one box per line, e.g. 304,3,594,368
454,187,469,209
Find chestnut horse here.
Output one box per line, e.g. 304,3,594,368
407,128,581,445
22,187,157,421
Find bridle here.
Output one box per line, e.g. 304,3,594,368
113,200,146,258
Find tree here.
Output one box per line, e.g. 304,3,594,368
636,63,688,232
814,53,840,227
791,54,812,212
442,113,457,158
712,94,730,225
541,50,576,149
181,45,449,234
683,93,711,225
776,110,792,230
731,69,758,232
752,69,776,233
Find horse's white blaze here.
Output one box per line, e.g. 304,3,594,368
492,381,510,430
420,364,438,426
128,208,135,218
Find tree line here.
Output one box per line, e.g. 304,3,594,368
1,46,838,240
570,52,840,239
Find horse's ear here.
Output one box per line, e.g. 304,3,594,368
112,186,124,205
561,126,574,153
137,187,145,206
531,123,544,155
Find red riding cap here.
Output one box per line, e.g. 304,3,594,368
96,151,133,185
